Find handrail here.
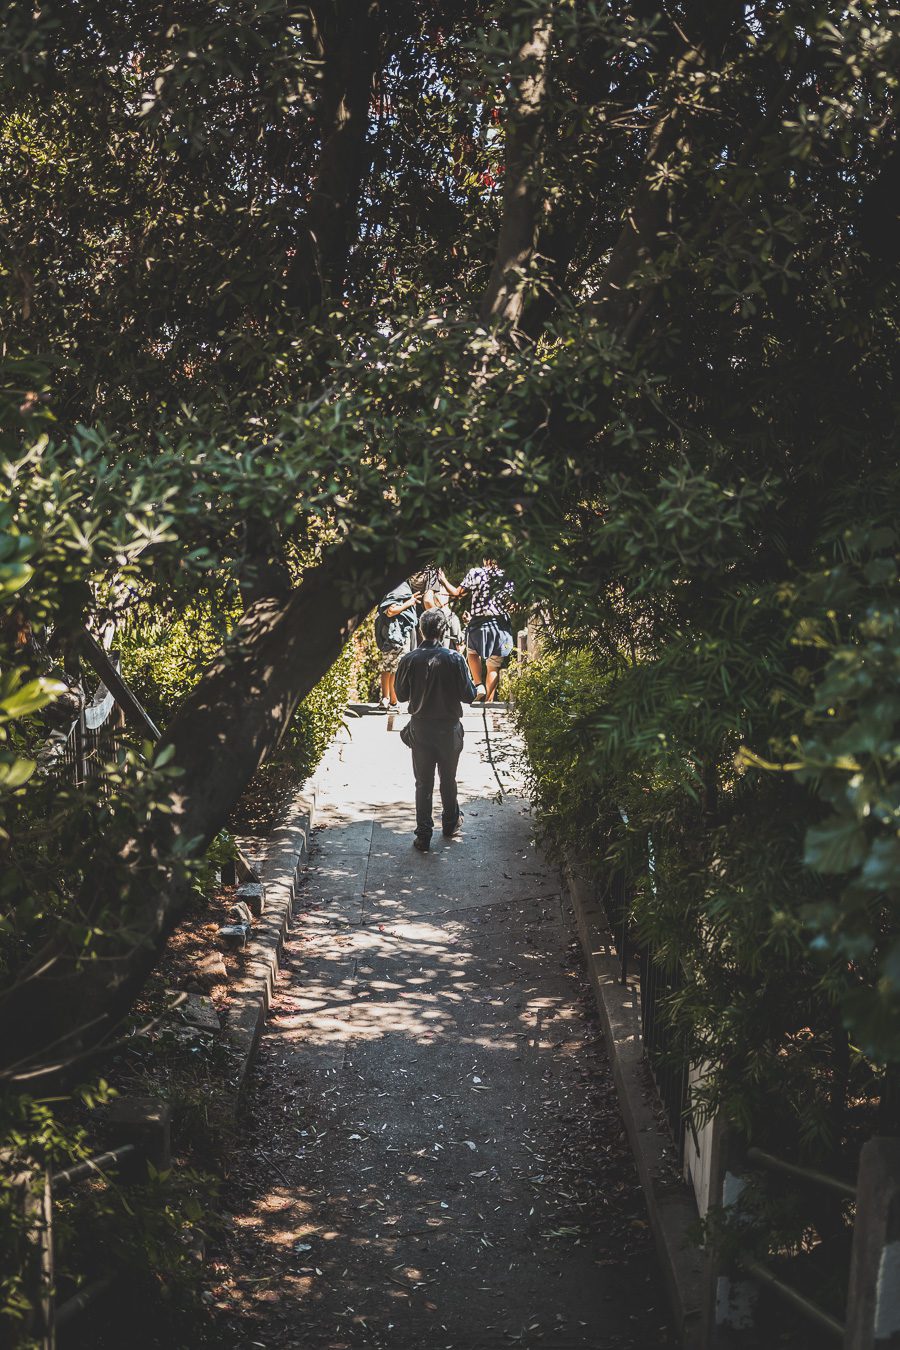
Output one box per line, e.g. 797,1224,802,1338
54,1277,114,1330
739,1256,844,1340
79,629,160,740
746,1146,857,1201
15,1101,170,1345
52,1145,136,1193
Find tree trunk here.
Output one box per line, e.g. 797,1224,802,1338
480,10,553,331
306,0,380,301
0,539,405,1076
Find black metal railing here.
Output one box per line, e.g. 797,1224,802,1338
639,942,691,1158
37,629,161,793
602,866,631,986
37,655,127,791
599,812,692,1157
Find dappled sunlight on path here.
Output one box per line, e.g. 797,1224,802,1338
213,709,672,1349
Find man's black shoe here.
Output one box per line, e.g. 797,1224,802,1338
443,811,464,838
413,837,430,852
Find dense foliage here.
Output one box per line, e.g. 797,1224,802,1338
118,598,354,805
1,0,900,1333
514,642,888,1161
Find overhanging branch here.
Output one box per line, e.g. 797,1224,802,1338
0,537,408,1074
479,9,553,332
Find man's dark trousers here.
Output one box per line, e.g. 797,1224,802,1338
408,717,463,842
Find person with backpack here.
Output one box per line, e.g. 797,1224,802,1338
374,581,421,711
421,563,464,650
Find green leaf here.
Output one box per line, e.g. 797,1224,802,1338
0,560,34,594
0,678,65,719
0,757,36,789
860,836,900,892
804,816,869,875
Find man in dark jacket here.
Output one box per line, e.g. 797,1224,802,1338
395,608,477,852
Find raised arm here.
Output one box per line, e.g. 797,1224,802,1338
384,592,421,617
439,568,463,598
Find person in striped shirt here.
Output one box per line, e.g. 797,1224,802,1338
445,559,515,703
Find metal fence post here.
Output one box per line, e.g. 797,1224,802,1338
845,1137,900,1350
72,710,86,788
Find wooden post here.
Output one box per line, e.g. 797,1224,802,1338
104,1097,172,1183
845,1137,900,1350
700,1124,757,1348
525,610,544,660
14,1167,55,1349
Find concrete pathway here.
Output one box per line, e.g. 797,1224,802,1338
217,708,672,1349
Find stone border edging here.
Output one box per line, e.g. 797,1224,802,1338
224,784,317,1102
562,856,705,1349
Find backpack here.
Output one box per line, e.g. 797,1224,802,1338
374,610,392,651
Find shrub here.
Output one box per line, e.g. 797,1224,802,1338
347,614,382,703
511,645,878,1162
119,599,354,796
510,650,619,864
117,600,236,729
289,638,355,782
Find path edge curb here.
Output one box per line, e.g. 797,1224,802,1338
562,855,705,1349
223,784,317,1106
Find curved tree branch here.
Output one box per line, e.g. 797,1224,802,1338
0,536,407,1072
479,8,553,331
304,0,382,304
